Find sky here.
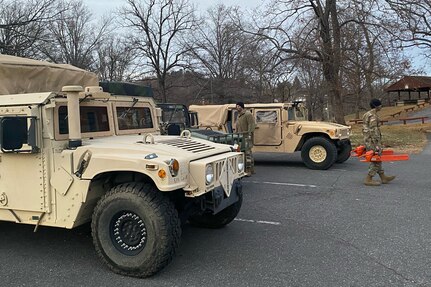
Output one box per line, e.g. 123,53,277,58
83,0,265,16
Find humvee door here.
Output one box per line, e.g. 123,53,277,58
253,108,282,146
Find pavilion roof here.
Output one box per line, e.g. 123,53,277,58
384,76,431,92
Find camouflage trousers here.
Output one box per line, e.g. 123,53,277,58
364,141,383,176
244,137,254,174
245,149,254,174
368,162,383,176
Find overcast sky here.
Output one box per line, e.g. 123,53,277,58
83,0,265,16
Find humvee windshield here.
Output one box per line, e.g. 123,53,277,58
286,105,307,121
116,106,153,130
57,104,154,138
160,104,188,124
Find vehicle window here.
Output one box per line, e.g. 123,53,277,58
295,107,304,119
59,106,110,134
287,108,294,120
256,111,277,123
161,107,187,123
116,107,153,130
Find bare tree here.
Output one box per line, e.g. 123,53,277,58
185,4,258,103
0,0,58,57
38,0,111,70
296,60,327,120
250,1,346,123
340,1,413,114
96,37,138,82
385,0,431,57
248,0,418,123
120,0,197,103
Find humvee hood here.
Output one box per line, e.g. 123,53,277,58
295,121,349,129
81,134,232,161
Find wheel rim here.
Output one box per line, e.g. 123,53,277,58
110,210,147,256
309,145,327,163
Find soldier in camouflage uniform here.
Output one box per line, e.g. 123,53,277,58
362,99,396,186
236,102,256,176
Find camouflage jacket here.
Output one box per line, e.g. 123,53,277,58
362,108,381,149
236,110,256,133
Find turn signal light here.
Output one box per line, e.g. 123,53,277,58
158,169,167,178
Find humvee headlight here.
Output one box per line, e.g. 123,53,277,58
238,156,244,172
328,129,335,137
168,159,180,177
205,164,214,185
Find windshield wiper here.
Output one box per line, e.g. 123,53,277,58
119,97,139,118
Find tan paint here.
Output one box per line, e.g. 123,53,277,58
63,86,83,146
189,103,351,154
0,86,244,229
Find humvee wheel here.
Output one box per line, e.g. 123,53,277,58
301,137,337,170
91,183,181,278
188,189,243,229
336,140,352,163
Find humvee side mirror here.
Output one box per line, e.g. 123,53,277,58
0,116,39,153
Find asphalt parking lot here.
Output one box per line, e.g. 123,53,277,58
2,141,431,287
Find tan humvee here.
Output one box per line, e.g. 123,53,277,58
0,56,244,278
189,103,352,170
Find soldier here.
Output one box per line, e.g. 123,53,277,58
362,98,396,186
235,102,256,176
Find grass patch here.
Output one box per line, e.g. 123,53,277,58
346,105,431,153
349,124,431,153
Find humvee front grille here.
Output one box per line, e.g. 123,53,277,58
159,139,215,153
214,156,238,182
339,129,349,137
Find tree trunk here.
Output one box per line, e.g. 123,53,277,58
317,0,345,124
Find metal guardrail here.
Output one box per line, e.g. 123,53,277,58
190,129,251,152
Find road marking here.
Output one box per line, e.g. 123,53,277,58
245,180,317,188
234,218,281,226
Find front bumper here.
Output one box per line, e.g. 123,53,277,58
198,179,242,214
336,139,351,148
186,152,244,197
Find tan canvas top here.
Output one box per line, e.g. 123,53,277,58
0,54,98,95
189,104,230,127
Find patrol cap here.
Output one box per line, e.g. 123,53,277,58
236,102,245,108
370,98,382,108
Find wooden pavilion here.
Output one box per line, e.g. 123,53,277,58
384,76,431,105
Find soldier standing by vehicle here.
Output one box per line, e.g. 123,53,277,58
362,99,396,186
236,102,256,175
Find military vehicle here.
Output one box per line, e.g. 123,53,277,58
0,55,245,278
189,103,352,170
157,103,198,135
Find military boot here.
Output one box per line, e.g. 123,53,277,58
364,175,381,186
379,173,395,184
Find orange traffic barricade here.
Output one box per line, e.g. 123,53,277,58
351,145,409,162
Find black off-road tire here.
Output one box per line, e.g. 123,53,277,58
188,189,243,229
91,183,181,278
301,137,337,170
336,140,352,163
